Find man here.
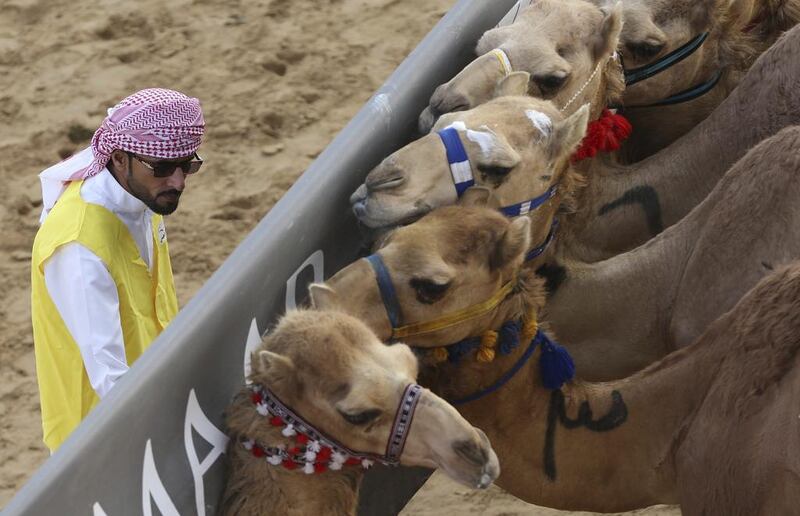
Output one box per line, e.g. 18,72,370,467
30,88,205,452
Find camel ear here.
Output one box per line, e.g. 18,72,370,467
459,186,493,207
309,283,339,309
491,217,531,270
254,350,295,378
595,2,624,61
548,104,590,161
494,71,530,98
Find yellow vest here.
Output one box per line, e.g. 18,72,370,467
31,180,178,451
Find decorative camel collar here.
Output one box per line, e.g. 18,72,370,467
364,253,575,404
242,383,422,474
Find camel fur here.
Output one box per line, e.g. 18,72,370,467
311,205,800,514
221,310,499,515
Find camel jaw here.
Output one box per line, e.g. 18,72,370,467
352,197,431,229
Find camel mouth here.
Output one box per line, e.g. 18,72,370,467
352,199,430,230
418,106,437,134
450,435,500,489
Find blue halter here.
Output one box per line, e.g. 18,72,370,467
438,127,474,196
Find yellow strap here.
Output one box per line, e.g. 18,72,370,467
391,279,516,339
492,48,513,76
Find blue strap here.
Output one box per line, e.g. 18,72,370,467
498,184,559,217
451,330,544,405
525,218,559,262
624,32,710,87
365,254,402,331
438,127,474,196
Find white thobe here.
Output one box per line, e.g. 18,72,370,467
43,170,155,399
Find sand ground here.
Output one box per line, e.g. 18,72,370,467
0,0,679,513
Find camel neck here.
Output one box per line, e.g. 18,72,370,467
559,36,800,264
221,391,363,516
454,329,719,512
541,221,694,381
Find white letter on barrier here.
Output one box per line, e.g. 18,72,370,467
185,389,229,516
285,250,324,310
243,317,263,380
142,439,180,516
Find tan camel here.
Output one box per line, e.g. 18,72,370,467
355,26,800,263
311,203,800,513
350,122,800,378
313,212,800,513
420,0,798,160
221,309,499,515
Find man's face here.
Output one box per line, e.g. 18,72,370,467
109,150,198,215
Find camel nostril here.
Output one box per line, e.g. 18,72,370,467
350,184,368,204
452,439,489,468
533,73,569,96
365,168,405,191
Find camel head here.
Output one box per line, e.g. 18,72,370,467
250,310,500,488
352,93,589,243
311,206,547,349
604,0,723,105
418,0,623,133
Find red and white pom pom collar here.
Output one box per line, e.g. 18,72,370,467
242,383,422,475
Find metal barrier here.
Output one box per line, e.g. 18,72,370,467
2,1,520,514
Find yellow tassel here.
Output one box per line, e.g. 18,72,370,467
431,347,449,363
481,330,498,348
477,346,496,363
477,330,498,363
521,318,539,344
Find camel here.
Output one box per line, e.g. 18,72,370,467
350,120,800,380
311,206,800,514
221,309,499,515
419,0,798,161
354,25,800,263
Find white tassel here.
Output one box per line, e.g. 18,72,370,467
256,403,269,416
329,461,343,471
303,462,315,475
242,439,254,451
304,450,317,462
267,455,283,466
307,440,322,453
361,459,374,469
281,423,296,437
332,452,347,464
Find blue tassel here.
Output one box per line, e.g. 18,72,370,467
498,320,521,355
448,337,480,363
538,334,575,390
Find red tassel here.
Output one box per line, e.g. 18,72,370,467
295,434,309,445
269,415,283,427
345,457,361,466
317,447,332,462
250,392,263,404
252,445,265,457
314,463,327,473
572,109,632,162
287,446,301,456
282,459,298,470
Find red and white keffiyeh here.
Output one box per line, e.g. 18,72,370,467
38,88,205,222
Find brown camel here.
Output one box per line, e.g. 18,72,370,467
311,205,800,514
349,122,800,378
420,0,798,161
355,25,800,263
221,310,499,515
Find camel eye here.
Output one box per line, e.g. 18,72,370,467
410,278,451,304
340,409,382,426
532,74,568,96
626,41,666,62
477,164,513,177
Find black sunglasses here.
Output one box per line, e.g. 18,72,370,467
128,152,204,178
